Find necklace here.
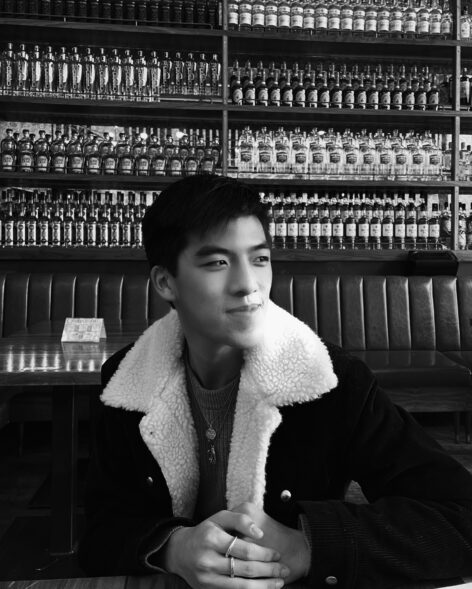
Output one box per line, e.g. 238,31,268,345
186,360,239,465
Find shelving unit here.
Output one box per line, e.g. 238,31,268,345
2,1,472,268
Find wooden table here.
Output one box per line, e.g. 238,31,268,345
1,576,471,589
0,333,138,557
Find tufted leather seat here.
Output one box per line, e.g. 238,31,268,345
1,272,471,442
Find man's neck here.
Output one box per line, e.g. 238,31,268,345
185,341,243,390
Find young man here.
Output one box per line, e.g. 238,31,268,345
79,174,472,589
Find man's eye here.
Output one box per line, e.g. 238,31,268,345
255,256,270,264
204,260,227,267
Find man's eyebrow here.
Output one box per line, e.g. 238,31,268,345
194,242,271,257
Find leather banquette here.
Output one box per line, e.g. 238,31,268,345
1,272,471,442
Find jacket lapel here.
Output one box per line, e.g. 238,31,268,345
101,302,338,517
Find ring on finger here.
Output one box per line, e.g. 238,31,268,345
229,556,235,578
225,535,238,558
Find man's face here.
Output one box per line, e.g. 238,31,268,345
163,215,272,355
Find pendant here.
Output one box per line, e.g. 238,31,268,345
206,426,217,441
208,444,217,465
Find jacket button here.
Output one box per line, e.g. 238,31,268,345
146,476,154,487
280,490,291,502
325,576,338,585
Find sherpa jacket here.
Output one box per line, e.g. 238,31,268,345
79,301,472,588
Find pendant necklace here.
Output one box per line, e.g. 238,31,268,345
188,371,239,465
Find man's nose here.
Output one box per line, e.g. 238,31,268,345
231,261,259,296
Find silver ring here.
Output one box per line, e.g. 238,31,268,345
229,556,235,578
225,535,238,558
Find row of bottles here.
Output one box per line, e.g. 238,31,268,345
0,126,222,177
228,0,452,39
262,190,469,250
0,0,222,28
229,60,449,110
231,126,446,180
0,44,222,100
0,187,159,247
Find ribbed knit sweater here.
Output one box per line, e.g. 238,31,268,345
184,351,239,522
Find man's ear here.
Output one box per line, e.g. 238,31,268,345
150,266,176,304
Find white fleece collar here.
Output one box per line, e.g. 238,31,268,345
101,301,338,518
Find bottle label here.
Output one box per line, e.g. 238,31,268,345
75,222,84,245
228,2,238,24
52,155,66,172
282,87,293,105
310,222,321,237
276,222,287,236
257,87,269,105
380,91,391,107
232,88,243,105
35,154,49,172
328,8,340,30
269,87,280,105
315,7,327,29
19,153,33,171
152,159,166,175
86,156,101,174
104,156,116,173
278,7,290,28
429,224,440,238
404,91,415,108
392,92,402,108
363,152,374,165
365,9,376,30
319,90,330,107
17,222,26,245
64,222,73,245
287,222,298,237
378,10,389,31
69,155,83,173
303,9,315,29
418,19,430,34
253,11,265,26
4,221,14,245
39,222,49,245
412,153,424,165
431,17,441,35
353,9,365,31
461,21,471,39
244,87,256,104
119,157,133,174
294,89,306,105
321,222,332,236
345,223,356,237
170,159,183,175
394,224,406,238
265,7,277,27
368,90,379,107
110,223,120,245
276,150,288,163
1,154,14,171
239,3,252,25
137,158,150,173
382,223,393,237
356,90,367,107
295,151,307,164
418,223,428,238
346,151,357,164
396,153,407,165
312,151,324,164
407,223,418,238
332,222,343,237
404,18,416,32
331,89,342,106
329,151,341,164
428,91,439,107
291,7,303,28
307,88,318,106
259,150,271,164
390,10,402,32
358,222,369,237
52,222,62,245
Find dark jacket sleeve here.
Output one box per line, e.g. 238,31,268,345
78,346,193,576
298,350,472,589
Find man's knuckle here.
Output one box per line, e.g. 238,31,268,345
196,555,213,572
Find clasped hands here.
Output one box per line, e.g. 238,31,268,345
164,502,311,589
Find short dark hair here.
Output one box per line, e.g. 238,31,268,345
142,175,272,275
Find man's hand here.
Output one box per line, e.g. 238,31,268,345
231,503,311,584
163,509,290,589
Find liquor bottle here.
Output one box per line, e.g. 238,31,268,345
148,51,161,101
85,204,97,246
377,0,390,36
109,205,122,247
428,203,440,249
403,0,417,38
243,68,256,105
18,129,35,173
315,0,328,34
209,53,221,96
1,129,17,171
460,68,470,108
56,46,69,97
281,71,293,106
439,200,451,248
427,74,439,111
394,204,406,249
285,205,298,249
83,47,96,98
14,44,29,97
458,203,467,250
16,204,27,247
196,53,208,96
96,48,109,98
290,0,303,32
381,208,394,249
415,75,427,111
320,206,332,249
268,70,280,106
70,46,83,97
379,74,391,110
34,129,50,173
150,144,167,175
102,0,112,22
355,73,366,109
171,51,184,96
63,203,74,247
239,1,252,30
265,0,277,30
327,0,341,35
122,49,135,99
364,0,377,36
124,0,136,21
303,0,315,34
461,6,471,40
274,206,287,249
109,48,123,98
352,0,365,36
403,74,415,111
330,71,342,108
306,72,318,107
97,206,109,247
405,203,418,250
168,146,183,176
135,142,151,176
340,0,353,35
89,0,100,21
318,71,330,108
441,0,452,38
417,0,431,37
228,0,239,29
366,78,379,110
67,130,84,174
51,203,63,247
28,45,42,97
430,0,442,37
74,203,86,247
256,70,269,106
3,203,15,247
277,0,290,32
293,67,306,107
117,135,133,175
38,202,51,247
183,146,198,175
42,45,55,95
